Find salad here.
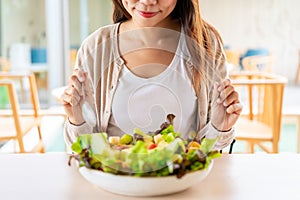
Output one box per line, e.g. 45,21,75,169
69,114,221,178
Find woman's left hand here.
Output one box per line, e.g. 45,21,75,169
211,78,243,131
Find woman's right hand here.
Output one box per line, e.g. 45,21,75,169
61,68,87,125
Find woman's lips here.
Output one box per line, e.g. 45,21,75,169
137,10,159,18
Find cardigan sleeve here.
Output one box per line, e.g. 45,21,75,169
63,43,96,147
64,119,94,147
201,26,235,150
199,122,235,150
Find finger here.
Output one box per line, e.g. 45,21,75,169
217,78,231,92
60,87,71,104
60,92,72,106
218,85,235,104
73,68,85,82
72,70,89,97
69,75,83,96
61,87,81,106
61,93,77,106
70,87,81,104
222,91,239,107
64,94,80,107
226,102,243,114
64,85,81,98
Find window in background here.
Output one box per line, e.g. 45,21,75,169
0,0,48,107
69,0,113,54
0,0,113,106
67,0,113,85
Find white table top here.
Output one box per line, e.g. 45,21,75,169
0,153,300,200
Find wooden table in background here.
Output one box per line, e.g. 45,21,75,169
29,64,48,91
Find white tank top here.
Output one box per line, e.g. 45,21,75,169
108,32,197,138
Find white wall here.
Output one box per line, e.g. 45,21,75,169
2,0,46,58
200,0,300,80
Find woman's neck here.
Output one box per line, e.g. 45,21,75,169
120,17,180,32
119,18,181,48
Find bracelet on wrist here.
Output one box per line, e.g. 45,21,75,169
211,122,232,132
68,117,86,126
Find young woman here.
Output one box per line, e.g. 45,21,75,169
61,0,243,150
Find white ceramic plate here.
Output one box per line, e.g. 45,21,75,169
79,161,213,197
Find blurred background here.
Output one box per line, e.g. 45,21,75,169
0,0,113,106
201,0,300,81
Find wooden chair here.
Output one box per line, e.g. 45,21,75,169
242,55,273,73
0,57,11,71
230,72,288,153
295,50,300,85
0,72,44,153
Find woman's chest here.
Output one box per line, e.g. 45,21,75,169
121,49,175,78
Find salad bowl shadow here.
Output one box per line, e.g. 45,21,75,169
78,160,214,197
